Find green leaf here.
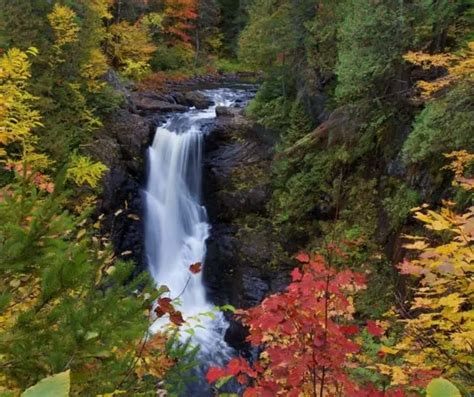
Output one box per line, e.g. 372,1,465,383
426,378,461,397
22,370,70,397
215,375,233,389
220,304,236,313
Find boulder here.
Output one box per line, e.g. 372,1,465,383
185,91,214,109
215,106,235,118
173,91,214,109
130,93,188,115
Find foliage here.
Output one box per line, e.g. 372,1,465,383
403,41,474,100
402,82,474,165
105,20,156,79
21,371,70,397
162,0,198,45
0,48,45,166
66,154,108,188
47,4,80,53
382,152,474,391
335,0,405,102
0,173,153,394
151,43,195,71
214,58,248,74
207,251,408,396
383,184,421,231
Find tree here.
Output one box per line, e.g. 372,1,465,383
335,0,406,102
0,47,46,166
207,251,406,396
195,0,222,64
162,0,198,45
105,19,156,79
383,151,474,391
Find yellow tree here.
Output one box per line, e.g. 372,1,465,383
0,47,48,167
47,4,80,62
105,20,156,79
382,151,474,392
404,41,474,100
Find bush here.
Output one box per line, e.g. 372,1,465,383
383,183,420,231
151,43,195,71
402,83,474,164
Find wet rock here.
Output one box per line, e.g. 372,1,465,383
203,101,287,312
130,92,188,115
215,106,235,118
173,91,214,109
224,318,249,352
217,186,269,219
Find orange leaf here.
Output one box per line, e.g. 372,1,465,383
189,262,202,274
295,252,309,263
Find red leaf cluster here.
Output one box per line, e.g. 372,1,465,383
367,320,385,337
162,0,197,44
5,163,54,193
206,252,409,396
155,297,184,326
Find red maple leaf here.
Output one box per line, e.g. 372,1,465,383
157,297,173,313
206,366,227,383
291,267,303,281
295,252,310,263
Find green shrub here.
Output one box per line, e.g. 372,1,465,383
151,43,195,71
402,83,474,164
383,183,420,231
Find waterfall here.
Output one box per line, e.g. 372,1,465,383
145,89,244,360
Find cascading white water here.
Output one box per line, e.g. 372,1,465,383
145,89,246,360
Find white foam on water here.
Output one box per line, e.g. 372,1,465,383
145,89,243,360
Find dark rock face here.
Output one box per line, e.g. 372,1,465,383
202,105,292,349
90,109,155,270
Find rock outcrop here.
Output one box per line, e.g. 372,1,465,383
203,107,292,309
90,109,156,270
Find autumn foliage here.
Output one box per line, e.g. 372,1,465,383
208,152,473,396
381,151,474,391
162,0,198,44
207,251,408,396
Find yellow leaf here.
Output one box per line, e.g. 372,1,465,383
77,229,86,240
380,345,399,355
391,366,408,385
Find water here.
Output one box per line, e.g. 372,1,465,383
144,88,250,366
